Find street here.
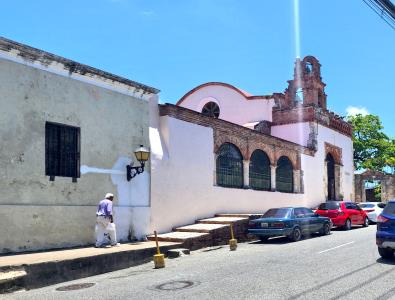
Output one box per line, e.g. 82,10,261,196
4,225,395,300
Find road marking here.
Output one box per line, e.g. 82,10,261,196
318,241,355,254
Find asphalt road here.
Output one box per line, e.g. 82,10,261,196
4,225,395,300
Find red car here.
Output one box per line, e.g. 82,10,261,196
315,201,369,230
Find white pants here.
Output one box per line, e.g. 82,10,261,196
95,216,117,247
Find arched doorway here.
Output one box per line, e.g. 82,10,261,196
326,153,336,200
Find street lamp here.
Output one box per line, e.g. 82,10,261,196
126,145,150,181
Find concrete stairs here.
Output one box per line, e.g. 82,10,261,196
147,213,262,250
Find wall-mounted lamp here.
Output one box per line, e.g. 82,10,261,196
126,145,150,181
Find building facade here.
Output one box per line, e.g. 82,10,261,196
150,56,354,234
0,37,159,253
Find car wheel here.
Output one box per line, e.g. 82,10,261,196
344,219,352,231
259,236,269,242
320,222,331,235
289,227,302,242
362,217,369,227
378,247,394,259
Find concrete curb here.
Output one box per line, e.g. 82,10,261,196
0,243,181,294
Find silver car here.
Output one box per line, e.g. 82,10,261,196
358,202,386,223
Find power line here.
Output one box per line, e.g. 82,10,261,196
362,0,395,30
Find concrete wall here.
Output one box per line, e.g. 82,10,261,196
178,84,275,125
0,57,151,253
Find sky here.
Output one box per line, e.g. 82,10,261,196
1,0,394,136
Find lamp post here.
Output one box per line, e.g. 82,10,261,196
126,145,150,181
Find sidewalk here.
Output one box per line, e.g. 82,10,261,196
0,241,181,294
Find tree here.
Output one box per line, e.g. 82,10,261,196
347,114,395,174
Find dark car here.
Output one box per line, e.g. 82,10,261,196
376,200,395,259
248,207,331,242
315,201,369,230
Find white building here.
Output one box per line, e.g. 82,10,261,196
149,56,354,234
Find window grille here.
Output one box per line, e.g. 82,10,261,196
276,156,293,193
249,150,271,190
202,102,220,118
216,143,243,188
45,122,80,181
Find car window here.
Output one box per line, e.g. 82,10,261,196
294,208,305,218
378,203,386,209
382,203,395,217
263,208,291,218
359,203,374,208
302,208,314,216
317,202,340,210
352,203,361,210
345,203,354,209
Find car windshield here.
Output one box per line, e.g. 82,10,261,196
359,203,374,208
382,203,395,217
263,208,291,218
317,202,340,210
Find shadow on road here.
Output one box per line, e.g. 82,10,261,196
376,257,395,266
248,233,323,245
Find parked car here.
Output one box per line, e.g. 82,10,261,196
248,207,331,242
376,200,395,259
358,202,386,223
315,201,369,230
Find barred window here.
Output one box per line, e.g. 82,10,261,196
276,156,293,193
45,122,80,181
249,150,271,191
216,143,243,188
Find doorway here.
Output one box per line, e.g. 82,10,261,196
326,153,336,200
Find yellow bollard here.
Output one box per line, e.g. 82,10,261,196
229,224,237,251
153,231,165,269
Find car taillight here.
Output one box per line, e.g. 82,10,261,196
377,215,389,223
272,222,284,229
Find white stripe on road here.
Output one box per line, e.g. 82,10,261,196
318,241,355,254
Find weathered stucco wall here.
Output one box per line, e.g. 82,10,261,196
0,57,151,253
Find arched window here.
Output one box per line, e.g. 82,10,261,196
326,153,336,200
202,102,220,118
295,88,304,103
305,62,313,74
249,150,271,190
276,156,294,193
216,143,243,188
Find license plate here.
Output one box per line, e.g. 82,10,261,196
261,223,268,228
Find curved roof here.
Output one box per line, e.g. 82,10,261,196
176,82,272,106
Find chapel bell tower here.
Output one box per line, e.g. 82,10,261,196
283,56,327,110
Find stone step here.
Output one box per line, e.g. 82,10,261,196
197,216,249,224
147,231,210,243
174,223,229,233
0,268,27,294
215,213,262,218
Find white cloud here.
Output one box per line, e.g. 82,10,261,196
345,106,369,116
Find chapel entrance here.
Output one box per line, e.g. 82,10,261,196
326,153,336,201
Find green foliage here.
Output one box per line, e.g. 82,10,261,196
347,114,394,174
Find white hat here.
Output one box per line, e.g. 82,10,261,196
105,193,114,199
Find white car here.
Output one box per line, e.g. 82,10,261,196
358,202,386,223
